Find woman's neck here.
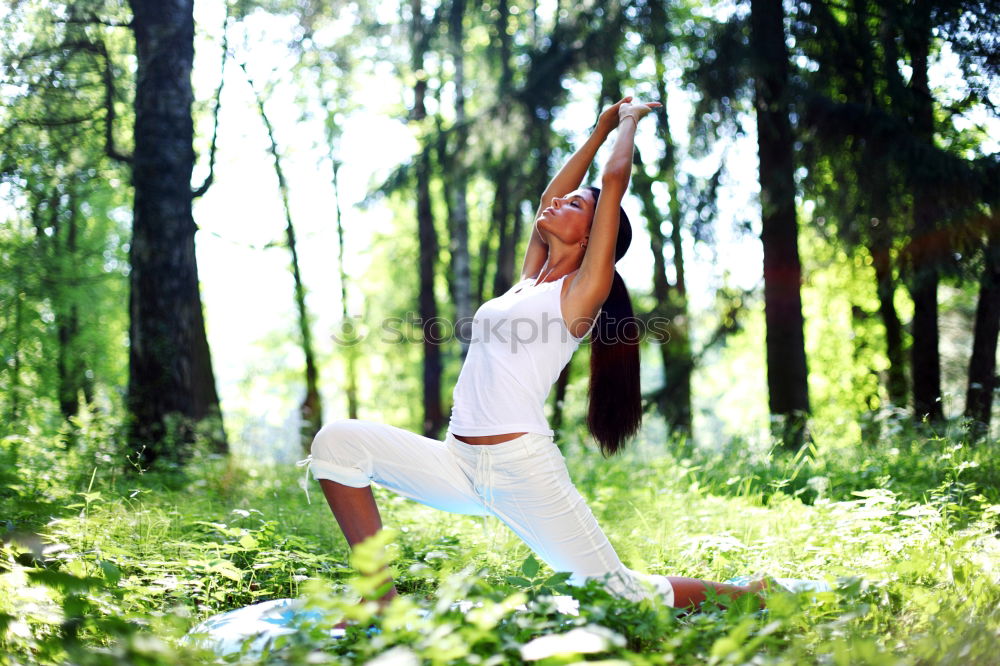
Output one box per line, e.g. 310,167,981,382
533,249,583,285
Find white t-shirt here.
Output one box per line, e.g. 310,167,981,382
448,274,599,436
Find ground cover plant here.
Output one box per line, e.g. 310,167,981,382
2,412,999,665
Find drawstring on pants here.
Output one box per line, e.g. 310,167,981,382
473,446,496,533
296,455,313,504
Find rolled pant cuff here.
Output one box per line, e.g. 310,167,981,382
310,457,370,487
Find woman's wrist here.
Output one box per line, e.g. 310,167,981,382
591,122,613,143
618,113,639,130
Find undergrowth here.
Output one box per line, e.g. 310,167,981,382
2,412,999,664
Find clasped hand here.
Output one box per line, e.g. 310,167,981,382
596,95,662,135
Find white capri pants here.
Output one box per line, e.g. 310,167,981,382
306,418,675,607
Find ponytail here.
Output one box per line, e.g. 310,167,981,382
583,186,642,456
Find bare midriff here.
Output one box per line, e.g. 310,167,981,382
452,432,528,445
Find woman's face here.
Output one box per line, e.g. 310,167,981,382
536,188,597,248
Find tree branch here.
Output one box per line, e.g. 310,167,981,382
94,40,132,164
8,113,100,129
7,37,132,164
54,15,133,29
192,7,230,198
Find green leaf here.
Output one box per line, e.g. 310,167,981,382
98,560,121,584
238,534,259,550
207,559,244,582
521,555,540,578
506,576,532,588
27,569,103,593
544,571,572,585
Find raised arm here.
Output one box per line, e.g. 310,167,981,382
567,101,660,317
519,96,634,282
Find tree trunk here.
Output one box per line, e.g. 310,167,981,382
859,123,907,409
491,165,514,297
330,158,360,420
127,0,226,465
750,0,810,447
629,150,672,414
475,210,496,306
491,0,516,298
33,186,88,425
870,232,907,407
652,56,693,434
8,221,25,423
965,222,1000,438
56,186,88,423
242,62,323,451
448,0,473,360
412,0,444,437
853,0,907,408
862,125,906,409
903,1,944,422
9,291,23,424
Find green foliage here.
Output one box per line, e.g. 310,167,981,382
1,0,133,433
672,410,1000,519
2,411,999,664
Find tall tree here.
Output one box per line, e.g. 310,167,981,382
285,5,366,422
127,0,226,464
794,0,911,408
325,119,361,420
965,220,1000,438
490,0,517,298
631,0,694,434
937,0,1000,437
750,0,811,447
839,0,908,407
860,0,908,407
52,184,94,420
445,0,473,360
237,57,323,451
798,0,1000,426
900,0,944,422
410,0,444,436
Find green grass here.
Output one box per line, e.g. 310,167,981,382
2,416,999,664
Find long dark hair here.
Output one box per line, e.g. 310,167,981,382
583,186,642,456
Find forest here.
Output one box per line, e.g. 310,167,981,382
1,0,998,663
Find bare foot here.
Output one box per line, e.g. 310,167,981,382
745,577,777,608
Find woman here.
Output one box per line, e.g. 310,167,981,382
307,96,766,615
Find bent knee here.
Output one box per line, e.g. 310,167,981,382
311,419,365,457
309,419,372,487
